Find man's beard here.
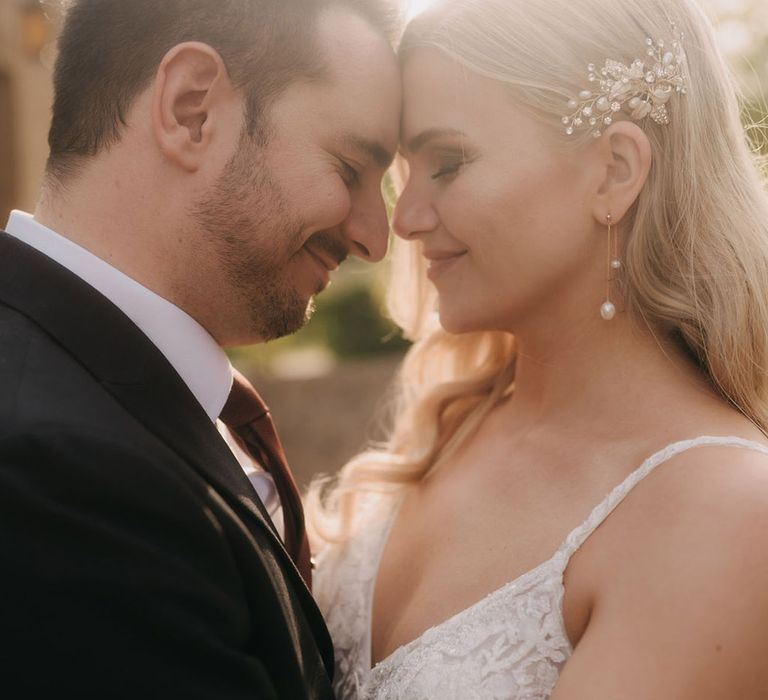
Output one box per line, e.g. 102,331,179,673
192,134,314,342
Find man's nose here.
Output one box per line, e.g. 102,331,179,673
343,189,390,263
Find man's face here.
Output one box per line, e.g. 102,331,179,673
194,7,401,345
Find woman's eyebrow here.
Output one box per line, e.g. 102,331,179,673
404,128,468,154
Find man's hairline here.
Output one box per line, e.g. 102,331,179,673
44,1,395,182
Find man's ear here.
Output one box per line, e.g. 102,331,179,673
592,121,652,225
152,42,235,172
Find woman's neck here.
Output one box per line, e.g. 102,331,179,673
504,312,714,441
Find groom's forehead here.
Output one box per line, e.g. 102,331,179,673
297,16,401,159
314,7,400,88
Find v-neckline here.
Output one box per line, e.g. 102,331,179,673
366,491,571,673
369,548,567,673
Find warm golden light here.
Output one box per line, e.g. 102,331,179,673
405,0,439,21
19,2,51,61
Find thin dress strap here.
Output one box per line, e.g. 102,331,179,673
557,435,768,563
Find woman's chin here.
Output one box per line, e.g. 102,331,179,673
437,303,517,336
438,309,487,335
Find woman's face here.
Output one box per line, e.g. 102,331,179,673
394,49,605,336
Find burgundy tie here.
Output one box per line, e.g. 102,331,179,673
220,369,312,589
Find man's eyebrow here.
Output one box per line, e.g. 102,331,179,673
405,128,468,155
343,134,395,169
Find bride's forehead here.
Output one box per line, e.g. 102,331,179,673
401,51,514,117
400,76,530,149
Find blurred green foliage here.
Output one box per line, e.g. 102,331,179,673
323,284,410,358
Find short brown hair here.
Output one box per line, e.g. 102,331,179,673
47,0,400,179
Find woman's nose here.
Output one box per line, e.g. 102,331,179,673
392,187,439,240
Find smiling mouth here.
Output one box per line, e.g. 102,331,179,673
425,251,467,280
303,246,338,292
306,246,341,273
304,231,349,272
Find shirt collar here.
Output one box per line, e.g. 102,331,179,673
5,210,233,422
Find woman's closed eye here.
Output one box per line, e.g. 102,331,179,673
429,147,475,181
431,161,465,180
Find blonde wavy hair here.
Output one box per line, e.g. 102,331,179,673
306,0,768,542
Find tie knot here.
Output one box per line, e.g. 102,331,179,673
220,369,270,428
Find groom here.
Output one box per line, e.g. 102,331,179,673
0,0,400,697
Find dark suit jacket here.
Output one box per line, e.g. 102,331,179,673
0,232,335,699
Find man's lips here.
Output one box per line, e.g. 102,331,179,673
302,244,348,293
305,245,344,273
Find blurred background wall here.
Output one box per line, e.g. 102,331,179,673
0,0,766,488
0,0,55,221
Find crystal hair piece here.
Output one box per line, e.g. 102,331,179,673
562,31,687,138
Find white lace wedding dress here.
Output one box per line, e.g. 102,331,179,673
313,436,768,699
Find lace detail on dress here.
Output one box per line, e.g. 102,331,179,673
365,560,572,700
315,436,768,700
313,494,400,700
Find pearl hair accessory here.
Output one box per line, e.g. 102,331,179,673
562,30,687,139
601,213,621,321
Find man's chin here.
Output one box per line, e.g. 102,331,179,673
256,296,317,342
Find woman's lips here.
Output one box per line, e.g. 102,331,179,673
424,250,467,280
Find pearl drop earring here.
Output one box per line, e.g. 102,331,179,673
600,213,621,321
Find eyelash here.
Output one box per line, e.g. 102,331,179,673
431,161,465,180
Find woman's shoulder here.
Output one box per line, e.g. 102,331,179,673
566,433,768,683
597,432,768,600
559,432,768,696
641,432,768,518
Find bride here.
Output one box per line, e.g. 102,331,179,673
309,0,768,697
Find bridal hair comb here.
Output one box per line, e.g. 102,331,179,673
562,30,687,138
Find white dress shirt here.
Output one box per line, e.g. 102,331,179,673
4,210,282,535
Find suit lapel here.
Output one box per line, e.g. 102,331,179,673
0,232,272,523
0,232,333,671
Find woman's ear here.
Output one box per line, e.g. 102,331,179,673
592,120,652,225
151,42,235,172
